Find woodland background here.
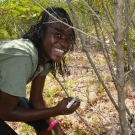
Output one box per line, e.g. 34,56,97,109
1,0,135,135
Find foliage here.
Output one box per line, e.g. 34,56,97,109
0,0,99,39
0,0,43,39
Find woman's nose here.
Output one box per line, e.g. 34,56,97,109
59,39,68,46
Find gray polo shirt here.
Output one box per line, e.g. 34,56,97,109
0,38,51,97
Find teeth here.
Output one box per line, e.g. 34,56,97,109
54,48,64,54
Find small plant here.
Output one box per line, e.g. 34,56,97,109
96,82,104,97
64,80,79,89
86,85,90,104
19,123,35,135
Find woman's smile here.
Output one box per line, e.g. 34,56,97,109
54,48,65,55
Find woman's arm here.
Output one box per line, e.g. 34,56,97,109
0,90,79,122
30,76,55,121
0,76,80,123
30,75,62,131
30,76,47,108
0,91,59,122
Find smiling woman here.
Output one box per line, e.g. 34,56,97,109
41,22,72,62
0,7,80,135
23,7,76,76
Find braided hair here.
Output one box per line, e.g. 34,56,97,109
23,7,76,76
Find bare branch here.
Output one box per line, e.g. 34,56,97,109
101,0,117,32
66,0,119,113
10,14,25,35
82,0,116,46
32,0,113,47
124,0,135,68
55,76,100,135
0,13,20,37
124,8,135,31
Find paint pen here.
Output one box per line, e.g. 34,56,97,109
66,97,77,108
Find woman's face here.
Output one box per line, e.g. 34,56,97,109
41,22,72,62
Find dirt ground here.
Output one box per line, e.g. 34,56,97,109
7,47,135,135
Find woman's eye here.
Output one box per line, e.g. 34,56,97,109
55,33,61,37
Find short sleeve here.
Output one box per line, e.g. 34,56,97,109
0,57,32,97
39,63,52,76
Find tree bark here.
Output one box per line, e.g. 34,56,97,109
114,0,129,134
125,0,134,68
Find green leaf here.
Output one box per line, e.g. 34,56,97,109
17,7,27,12
0,29,10,39
33,6,42,12
11,9,20,15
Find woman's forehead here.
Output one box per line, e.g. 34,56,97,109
48,22,71,33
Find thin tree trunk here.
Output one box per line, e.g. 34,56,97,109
114,0,129,134
125,0,134,68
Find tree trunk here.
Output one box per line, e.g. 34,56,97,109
114,0,129,134
125,0,134,68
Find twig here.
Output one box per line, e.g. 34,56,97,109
0,13,20,37
124,0,135,68
124,10,135,31
55,76,99,135
81,0,132,120
81,0,116,47
66,0,119,113
101,0,117,32
110,116,116,135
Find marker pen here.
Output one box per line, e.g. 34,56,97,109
66,97,77,108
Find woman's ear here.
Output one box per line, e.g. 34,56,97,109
37,27,44,39
37,27,41,35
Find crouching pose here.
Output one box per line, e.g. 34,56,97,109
0,7,80,135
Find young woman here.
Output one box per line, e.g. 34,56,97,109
0,7,80,135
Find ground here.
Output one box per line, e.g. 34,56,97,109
7,46,135,135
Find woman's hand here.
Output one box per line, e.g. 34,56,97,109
55,97,80,115
53,123,66,135
55,130,66,135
